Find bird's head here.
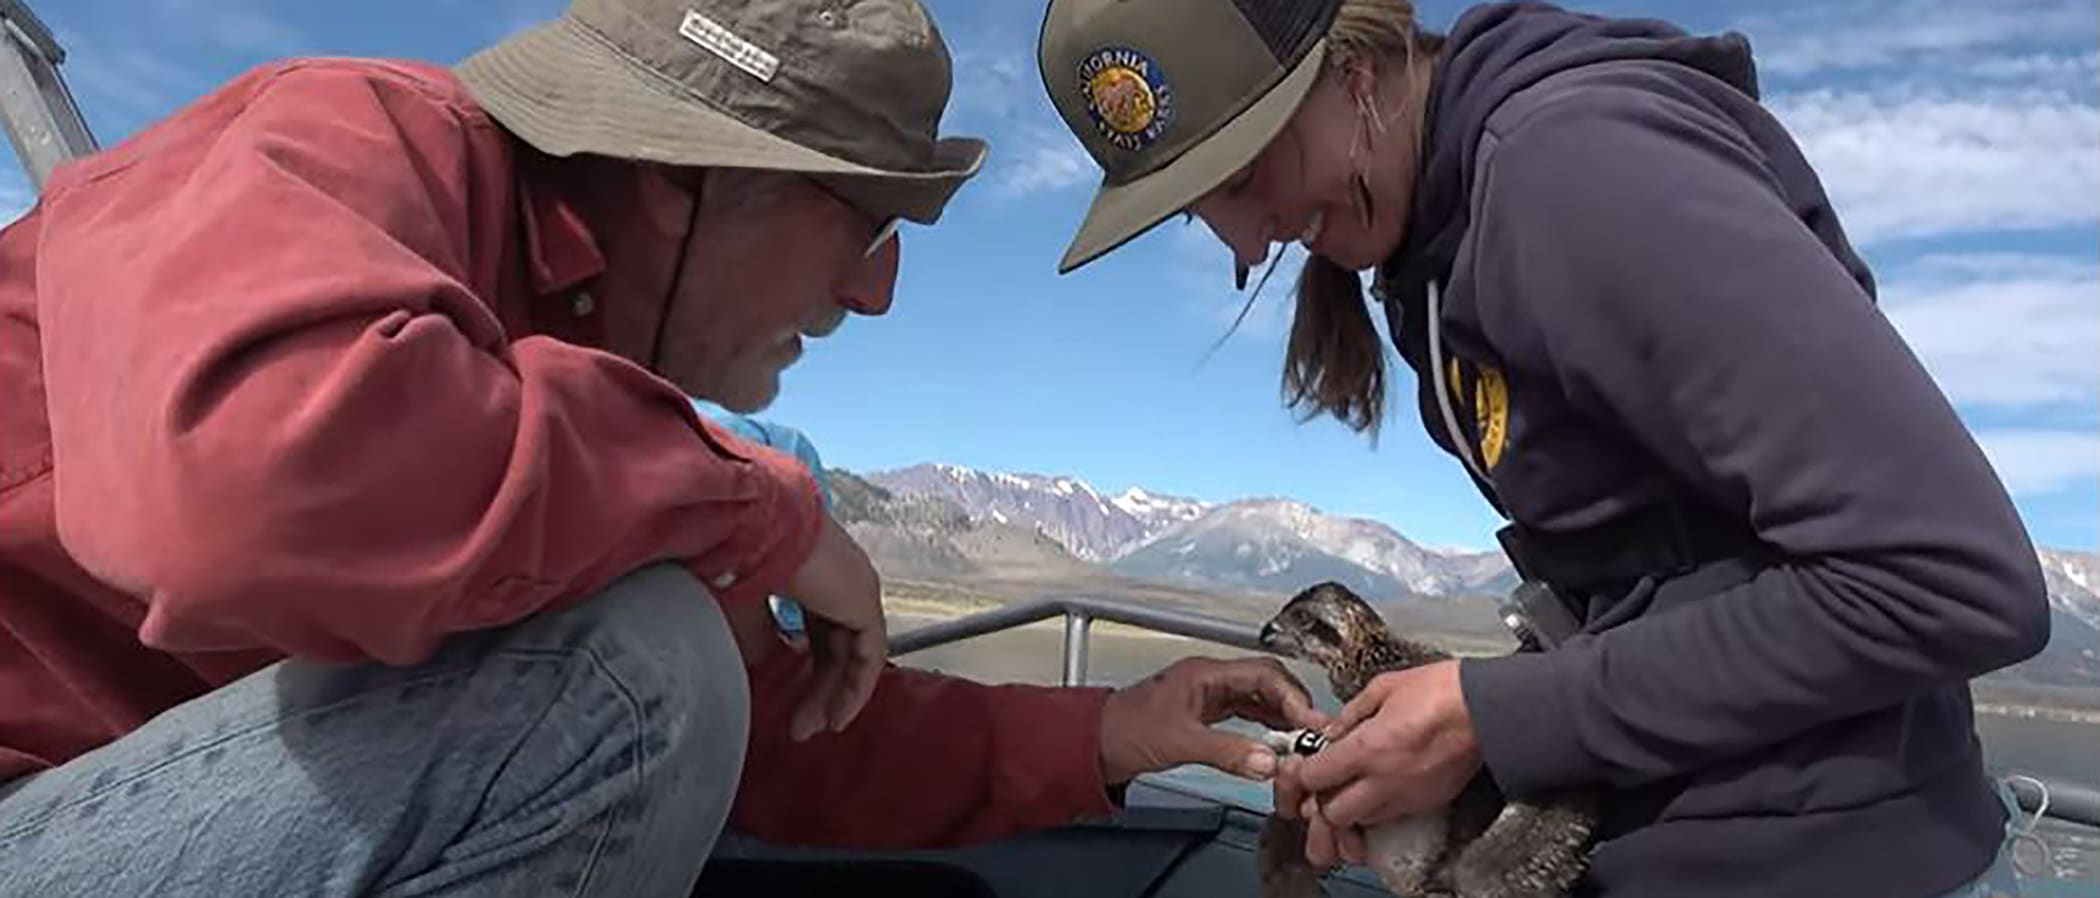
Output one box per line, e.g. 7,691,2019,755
1258,581,1387,672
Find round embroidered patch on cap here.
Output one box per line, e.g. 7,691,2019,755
1077,46,1174,152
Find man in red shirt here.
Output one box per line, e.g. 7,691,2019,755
0,0,1323,893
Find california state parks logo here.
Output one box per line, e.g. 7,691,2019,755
1446,357,1510,471
1078,46,1173,152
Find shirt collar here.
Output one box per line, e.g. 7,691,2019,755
516,163,606,297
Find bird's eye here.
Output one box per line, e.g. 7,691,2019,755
1306,618,1340,645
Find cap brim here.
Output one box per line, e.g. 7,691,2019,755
455,16,987,225
1056,38,1328,274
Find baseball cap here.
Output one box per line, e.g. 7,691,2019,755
1037,0,1341,272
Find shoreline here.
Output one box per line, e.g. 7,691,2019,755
886,601,1238,644
885,594,2100,724
884,598,1512,655
1972,702,2100,725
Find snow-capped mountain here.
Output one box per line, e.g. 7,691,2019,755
866,464,1208,561
1110,498,1514,600
826,469,1092,583
850,462,2098,688
2000,548,2100,688
863,463,2100,620
871,464,1513,598
1111,486,1211,529
2040,549,2100,634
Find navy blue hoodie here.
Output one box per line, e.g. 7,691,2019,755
1375,4,2053,896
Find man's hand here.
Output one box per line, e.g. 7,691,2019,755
1290,660,1480,851
780,515,887,742
1099,657,1330,784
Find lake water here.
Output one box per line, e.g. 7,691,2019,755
889,612,2100,887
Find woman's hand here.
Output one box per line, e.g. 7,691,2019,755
1287,660,1481,858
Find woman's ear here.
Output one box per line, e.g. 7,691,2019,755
1344,59,1381,109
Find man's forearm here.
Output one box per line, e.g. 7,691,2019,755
729,648,1118,849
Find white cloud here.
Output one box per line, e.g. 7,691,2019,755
992,127,1096,196
1898,252,2097,282
1769,85,2100,244
1976,429,2100,496
1881,253,2099,409
1165,223,1402,358
1739,0,2097,78
208,10,306,57
56,29,216,125
1967,50,2100,88
1739,0,2099,248
943,29,1103,200
1169,222,1300,345
149,0,309,57
945,36,1037,131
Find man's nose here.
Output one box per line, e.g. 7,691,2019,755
837,234,899,316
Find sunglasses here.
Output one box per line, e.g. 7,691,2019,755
809,177,900,259
652,164,899,259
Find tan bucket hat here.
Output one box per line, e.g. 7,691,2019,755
456,0,986,225
1037,0,1340,272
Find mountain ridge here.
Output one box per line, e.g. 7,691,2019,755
866,464,1209,562
849,462,2100,690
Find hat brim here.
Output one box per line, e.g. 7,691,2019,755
455,16,987,225
1056,38,1329,274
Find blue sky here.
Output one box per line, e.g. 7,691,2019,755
4,0,2095,553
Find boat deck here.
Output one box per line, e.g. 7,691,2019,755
715,594,2099,897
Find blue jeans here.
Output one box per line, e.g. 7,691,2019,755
0,564,748,897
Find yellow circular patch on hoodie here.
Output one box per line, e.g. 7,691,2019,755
1447,357,1509,471
1473,365,1508,470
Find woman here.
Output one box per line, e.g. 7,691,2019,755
1034,0,2050,896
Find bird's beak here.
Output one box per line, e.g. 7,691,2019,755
1258,621,1294,656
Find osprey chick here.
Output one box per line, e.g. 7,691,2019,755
1255,582,1598,898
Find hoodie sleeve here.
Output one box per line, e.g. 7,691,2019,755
1453,81,2050,796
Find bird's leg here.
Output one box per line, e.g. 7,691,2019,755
1261,728,1330,758
1258,815,1331,898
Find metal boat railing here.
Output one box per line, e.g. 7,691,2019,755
0,0,98,189
889,594,2100,831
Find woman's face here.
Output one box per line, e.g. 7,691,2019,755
1187,65,1418,276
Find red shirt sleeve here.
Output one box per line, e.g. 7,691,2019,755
731,647,1120,849
34,60,820,666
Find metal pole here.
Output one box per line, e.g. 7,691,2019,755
2007,773,2100,829
1060,612,1091,686
0,0,98,190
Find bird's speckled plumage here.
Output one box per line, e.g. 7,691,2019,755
1256,582,1598,898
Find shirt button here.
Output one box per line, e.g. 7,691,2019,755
711,571,738,590
571,291,596,317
